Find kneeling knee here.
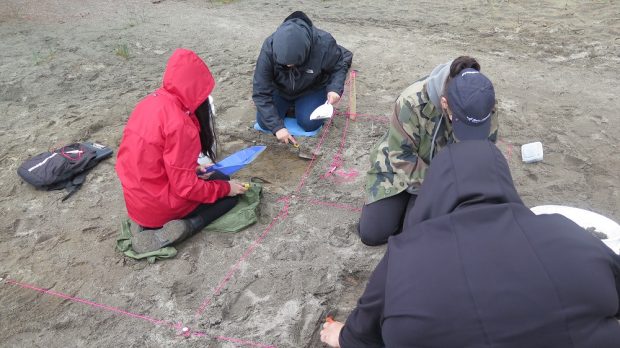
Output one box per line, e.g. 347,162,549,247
357,224,389,247
297,119,322,132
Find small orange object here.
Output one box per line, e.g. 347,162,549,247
243,183,251,189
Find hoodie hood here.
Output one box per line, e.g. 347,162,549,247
162,48,215,113
272,17,312,66
405,140,523,227
426,60,453,110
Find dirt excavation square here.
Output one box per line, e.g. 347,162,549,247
1,0,619,347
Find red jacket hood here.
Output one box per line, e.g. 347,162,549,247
162,48,215,113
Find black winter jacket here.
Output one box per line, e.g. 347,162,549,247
340,140,620,348
252,11,353,133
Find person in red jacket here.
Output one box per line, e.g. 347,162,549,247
116,48,247,253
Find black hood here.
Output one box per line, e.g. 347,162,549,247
272,11,313,66
405,140,523,228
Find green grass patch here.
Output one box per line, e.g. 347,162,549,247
115,44,130,60
32,50,56,66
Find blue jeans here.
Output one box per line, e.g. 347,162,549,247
257,88,326,132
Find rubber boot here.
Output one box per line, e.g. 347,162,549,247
131,220,191,254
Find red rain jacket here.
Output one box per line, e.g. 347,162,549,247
116,49,230,227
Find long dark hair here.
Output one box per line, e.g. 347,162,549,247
194,98,218,162
444,56,481,94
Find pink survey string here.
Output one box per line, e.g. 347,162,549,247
323,111,351,178
322,69,358,178
194,117,337,320
3,278,277,347
3,278,176,327
194,207,288,317
295,116,335,192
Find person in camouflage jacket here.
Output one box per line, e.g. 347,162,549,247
358,57,499,246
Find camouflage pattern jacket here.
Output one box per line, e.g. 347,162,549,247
365,79,498,204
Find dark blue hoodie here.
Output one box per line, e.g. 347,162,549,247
340,140,620,348
252,11,353,134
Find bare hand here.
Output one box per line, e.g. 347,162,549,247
227,180,248,196
320,320,344,347
275,128,297,145
327,91,341,105
196,163,214,180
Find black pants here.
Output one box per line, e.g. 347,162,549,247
142,171,238,234
181,170,238,234
183,194,238,233
357,191,417,246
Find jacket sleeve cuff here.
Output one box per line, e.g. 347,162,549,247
272,125,284,135
223,180,232,197
327,85,343,96
327,89,340,95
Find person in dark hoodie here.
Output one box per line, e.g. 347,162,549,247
116,49,248,253
320,140,620,347
253,11,353,144
359,56,499,246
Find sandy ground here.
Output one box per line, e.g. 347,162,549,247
1,0,619,347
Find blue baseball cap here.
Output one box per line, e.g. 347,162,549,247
446,68,495,141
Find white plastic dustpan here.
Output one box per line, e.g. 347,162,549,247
309,101,334,120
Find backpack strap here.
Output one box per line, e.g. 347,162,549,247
61,171,88,202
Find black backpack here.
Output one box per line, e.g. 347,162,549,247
17,142,113,201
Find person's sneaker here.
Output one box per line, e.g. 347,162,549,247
131,220,190,254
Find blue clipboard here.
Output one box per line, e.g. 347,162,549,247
207,145,267,176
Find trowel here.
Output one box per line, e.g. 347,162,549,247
292,142,315,160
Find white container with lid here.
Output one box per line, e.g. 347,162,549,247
521,142,543,163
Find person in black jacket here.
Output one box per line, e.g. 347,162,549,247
253,11,353,145
321,140,620,348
